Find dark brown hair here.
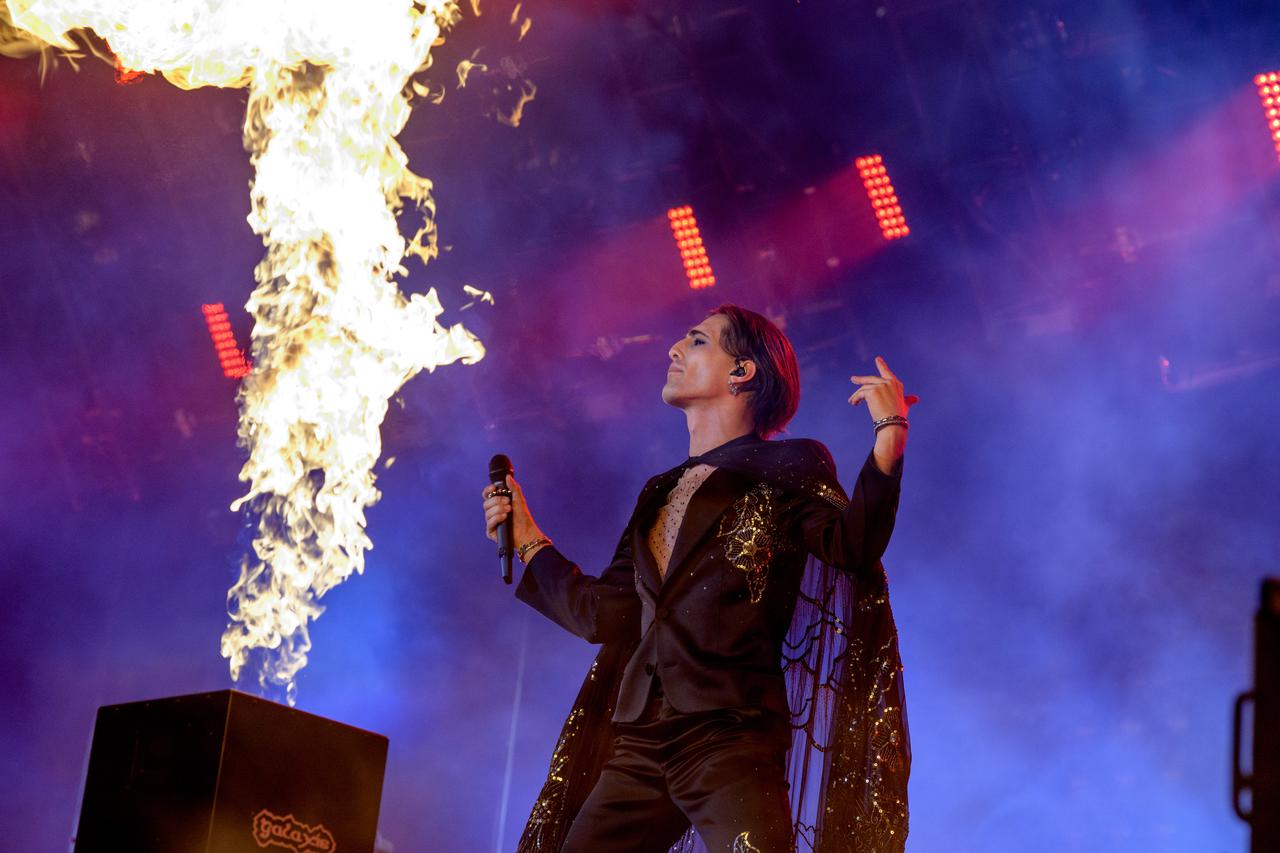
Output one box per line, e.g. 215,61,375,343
710,304,800,439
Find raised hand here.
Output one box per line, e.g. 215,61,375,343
849,356,918,474
848,356,919,422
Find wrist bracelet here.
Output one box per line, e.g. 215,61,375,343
873,415,909,432
517,537,552,563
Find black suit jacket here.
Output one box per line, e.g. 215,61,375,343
515,435,902,723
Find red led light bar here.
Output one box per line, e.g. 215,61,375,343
855,155,909,241
1254,71,1280,161
201,303,251,379
667,205,716,290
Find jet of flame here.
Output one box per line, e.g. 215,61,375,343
5,0,485,704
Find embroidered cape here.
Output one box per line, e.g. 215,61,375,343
516,436,910,853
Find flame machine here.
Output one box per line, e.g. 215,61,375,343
74,691,388,853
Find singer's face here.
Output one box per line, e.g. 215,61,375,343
662,314,736,407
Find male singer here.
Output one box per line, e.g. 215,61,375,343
482,304,917,852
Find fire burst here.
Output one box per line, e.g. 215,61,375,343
6,0,486,704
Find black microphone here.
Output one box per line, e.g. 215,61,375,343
488,454,515,584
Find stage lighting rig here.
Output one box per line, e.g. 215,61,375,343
667,205,717,290
1254,72,1280,161
855,155,909,241
201,303,250,380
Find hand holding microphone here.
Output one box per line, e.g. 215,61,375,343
482,455,548,583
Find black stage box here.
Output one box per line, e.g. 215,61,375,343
74,689,388,853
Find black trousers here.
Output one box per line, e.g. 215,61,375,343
560,685,794,853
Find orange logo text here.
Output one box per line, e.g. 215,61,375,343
252,809,336,853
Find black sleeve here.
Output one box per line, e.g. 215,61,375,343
513,532,641,645
785,444,903,581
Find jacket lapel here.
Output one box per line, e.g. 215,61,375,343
657,468,743,601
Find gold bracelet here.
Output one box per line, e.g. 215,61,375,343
517,536,552,563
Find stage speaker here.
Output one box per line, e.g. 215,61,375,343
73,689,388,853
1234,578,1280,853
